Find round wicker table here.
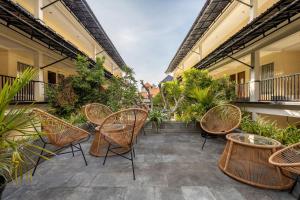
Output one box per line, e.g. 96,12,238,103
89,124,129,157
219,133,294,189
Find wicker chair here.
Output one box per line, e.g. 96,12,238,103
101,108,148,180
137,104,149,135
200,104,242,149
84,103,113,127
269,142,300,196
31,108,90,176
85,103,115,157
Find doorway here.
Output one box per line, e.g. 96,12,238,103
48,71,56,84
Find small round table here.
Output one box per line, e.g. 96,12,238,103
89,124,129,157
219,133,294,189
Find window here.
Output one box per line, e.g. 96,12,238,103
17,62,32,75
261,63,274,96
261,63,274,80
48,71,56,84
230,74,236,83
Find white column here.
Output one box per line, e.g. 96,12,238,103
249,0,258,22
94,45,97,60
33,52,45,102
249,51,260,102
34,0,43,20
249,51,260,119
198,44,202,61
111,62,114,75
249,0,259,120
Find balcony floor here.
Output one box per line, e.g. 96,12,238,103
3,130,295,200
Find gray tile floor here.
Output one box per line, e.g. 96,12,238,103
3,131,296,200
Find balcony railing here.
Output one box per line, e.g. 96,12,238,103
0,74,45,102
235,74,300,102
259,74,300,101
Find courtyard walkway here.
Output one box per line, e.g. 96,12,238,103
3,130,294,200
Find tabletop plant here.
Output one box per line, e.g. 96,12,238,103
0,68,51,197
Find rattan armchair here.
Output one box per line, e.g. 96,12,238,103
101,108,148,180
85,103,114,157
200,104,242,149
137,104,149,135
31,108,90,176
84,103,113,127
269,142,300,196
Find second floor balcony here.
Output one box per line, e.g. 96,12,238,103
235,73,300,103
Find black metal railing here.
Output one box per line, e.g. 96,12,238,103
0,74,37,102
259,74,300,101
235,83,250,102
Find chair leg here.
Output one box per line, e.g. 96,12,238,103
135,136,138,144
130,150,136,180
142,127,146,136
70,144,74,157
133,147,136,158
32,143,46,176
78,143,88,166
103,143,111,166
290,176,299,194
201,133,207,150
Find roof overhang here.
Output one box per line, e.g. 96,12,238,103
165,0,231,73
159,75,173,86
0,0,112,78
194,0,300,70
61,0,126,70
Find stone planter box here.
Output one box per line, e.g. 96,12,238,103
144,121,202,134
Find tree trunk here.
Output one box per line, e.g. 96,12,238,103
168,95,184,119
159,84,167,110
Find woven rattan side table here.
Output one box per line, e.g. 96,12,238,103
219,133,294,189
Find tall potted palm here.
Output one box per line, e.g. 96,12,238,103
0,68,50,199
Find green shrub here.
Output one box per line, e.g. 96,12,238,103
46,55,106,117
148,110,166,127
105,66,141,112
240,115,300,145
161,69,236,123
63,112,87,126
276,125,300,145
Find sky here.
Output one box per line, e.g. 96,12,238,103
86,0,205,86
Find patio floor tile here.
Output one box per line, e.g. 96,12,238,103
2,131,296,200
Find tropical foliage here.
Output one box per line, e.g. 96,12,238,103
148,109,167,132
0,68,51,182
46,55,141,121
46,55,106,117
159,69,235,122
105,66,141,112
241,115,300,145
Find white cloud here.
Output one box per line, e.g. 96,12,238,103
86,0,205,85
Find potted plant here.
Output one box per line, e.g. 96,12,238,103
148,110,165,133
0,68,49,199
